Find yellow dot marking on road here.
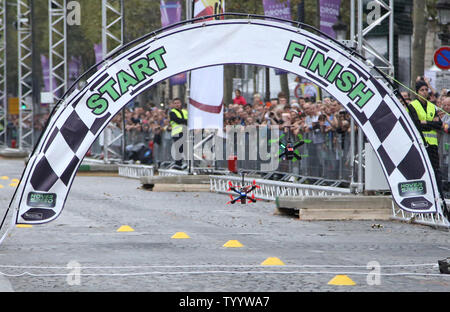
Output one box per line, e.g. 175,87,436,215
117,225,135,232
171,232,190,239
260,257,285,266
223,240,244,248
16,224,32,228
11,178,19,183
0,176,9,180
327,275,356,286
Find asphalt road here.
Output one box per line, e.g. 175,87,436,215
0,158,449,293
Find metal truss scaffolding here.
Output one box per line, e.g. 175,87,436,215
346,0,395,194
352,1,447,228
102,0,123,58
17,0,33,151
101,0,123,163
354,0,394,78
0,0,6,146
49,0,67,109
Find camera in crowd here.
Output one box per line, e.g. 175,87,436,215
312,122,321,131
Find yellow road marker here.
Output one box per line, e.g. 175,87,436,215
11,178,19,183
9,183,18,187
171,232,190,239
0,184,3,188
116,225,134,232
16,224,32,228
260,257,285,266
223,240,244,248
0,176,8,180
327,275,356,286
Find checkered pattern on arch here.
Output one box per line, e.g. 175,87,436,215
30,104,111,192
346,94,426,183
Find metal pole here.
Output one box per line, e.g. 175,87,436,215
121,0,126,162
389,0,394,77
48,1,53,98
63,1,67,93
101,0,107,58
347,0,356,192
185,0,191,106
350,0,355,42
356,0,364,194
186,0,192,173
0,0,7,146
17,0,33,151
101,0,123,163
350,0,395,193
101,0,108,162
49,0,67,109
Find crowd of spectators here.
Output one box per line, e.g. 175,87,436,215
224,91,357,177
113,84,450,178
3,81,450,179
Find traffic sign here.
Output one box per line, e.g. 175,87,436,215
434,47,450,70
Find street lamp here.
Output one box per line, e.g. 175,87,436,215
436,0,450,45
332,14,348,41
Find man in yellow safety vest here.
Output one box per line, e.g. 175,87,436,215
169,97,188,167
407,79,448,219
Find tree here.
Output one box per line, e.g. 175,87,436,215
411,0,427,90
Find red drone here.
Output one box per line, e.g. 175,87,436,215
226,175,262,204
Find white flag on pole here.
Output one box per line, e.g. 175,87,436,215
188,0,225,132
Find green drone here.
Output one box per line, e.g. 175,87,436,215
269,130,311,162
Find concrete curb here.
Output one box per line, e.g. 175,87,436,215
78,163,118,172
149,184,211,192
140,175,211,192
0,148,29,159
78,159,119,173
275,195,393,221
140,175,210,186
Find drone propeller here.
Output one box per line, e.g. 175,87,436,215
227,181,240,193
226,194,241,204
292,140,306,149
248,193,263,203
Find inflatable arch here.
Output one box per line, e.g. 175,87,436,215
5,15,445,226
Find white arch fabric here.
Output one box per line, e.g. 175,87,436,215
10,19,442,225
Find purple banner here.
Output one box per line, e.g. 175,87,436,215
319,0,341,39
160,0,186,85
41,54,60,98
170,72,187,86
41,54,50,92
160,0,182,27
263,0,291,21
94,43,103,70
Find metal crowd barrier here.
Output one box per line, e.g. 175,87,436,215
117,164,154,179
157,168,190,176
209,175,351,201
109,125,447,196
391,199,450,229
